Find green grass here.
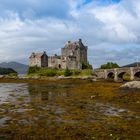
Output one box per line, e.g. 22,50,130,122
79,69,94,76
27,66,95,78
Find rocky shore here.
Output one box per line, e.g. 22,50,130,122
120,81,140,89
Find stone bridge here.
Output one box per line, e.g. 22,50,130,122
95,67,140,81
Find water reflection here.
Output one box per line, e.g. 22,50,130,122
0,83,71,104
28,84,70,103
0,83,28,104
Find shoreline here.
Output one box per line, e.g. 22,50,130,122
0,76,124,84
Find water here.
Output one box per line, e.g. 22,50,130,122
0,83,28,104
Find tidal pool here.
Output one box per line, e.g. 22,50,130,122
0,80,139,140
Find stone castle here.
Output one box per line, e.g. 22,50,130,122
29,39,88,70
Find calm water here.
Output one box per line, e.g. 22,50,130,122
0,83,72,104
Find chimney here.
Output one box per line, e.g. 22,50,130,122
79,38,82,42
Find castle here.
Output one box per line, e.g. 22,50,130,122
29,39,88,70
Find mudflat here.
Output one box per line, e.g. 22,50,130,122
0,79,139,140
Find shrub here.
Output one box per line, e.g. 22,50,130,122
72,70,81,76
57,70,64,76
46,69,57,77
28,66,40,74
8,73,18,77
80,69,94,76
100,62,119,69
39,69,57,77
82,62,93,69
64,68,72,77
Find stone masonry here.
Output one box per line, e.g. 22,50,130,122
29,51,48,67
95,67,140,81
29,39,88,70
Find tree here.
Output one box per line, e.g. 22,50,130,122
82,62,93,69
28,66,40,74
0,67,17,75
100,62,119,69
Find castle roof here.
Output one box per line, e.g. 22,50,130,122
29,52,46,59
64,39,87,49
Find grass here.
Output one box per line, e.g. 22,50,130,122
27,67,95,78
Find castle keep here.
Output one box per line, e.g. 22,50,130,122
29,39,88,70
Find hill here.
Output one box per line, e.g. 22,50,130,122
0,62,28,74
122,62,140,68
0,67,17,75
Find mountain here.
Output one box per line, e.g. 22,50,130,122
122,62,140,68
0,62,28,74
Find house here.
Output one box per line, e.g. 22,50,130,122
29,51,48,67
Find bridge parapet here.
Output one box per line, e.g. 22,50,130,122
95,67,140,81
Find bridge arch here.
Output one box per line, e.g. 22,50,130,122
118,72,126,79
134,71,140,80
107,72,115,79
118,71,131,81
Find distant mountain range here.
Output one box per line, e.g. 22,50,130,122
0,62,28,74
122,62,140,68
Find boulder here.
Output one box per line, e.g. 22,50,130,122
120,81,140,89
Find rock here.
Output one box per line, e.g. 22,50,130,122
57,76,65,79
0,75,4,78
91,79,97,82
81,76,95,80
136,101,140,104
120,81,140,89
90,95,96,99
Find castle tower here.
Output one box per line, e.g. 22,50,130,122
61,39,88,69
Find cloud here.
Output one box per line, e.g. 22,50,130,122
0,0,140,67
0,0,70,19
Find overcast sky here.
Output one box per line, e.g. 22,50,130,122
0,0,140,67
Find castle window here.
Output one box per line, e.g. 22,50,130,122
58,64,61,69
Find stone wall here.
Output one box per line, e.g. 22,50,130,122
48,55,61,69
41,55,48,67
29,57,42,67
29,52,48,67
29,39,88,70
61,39,87,69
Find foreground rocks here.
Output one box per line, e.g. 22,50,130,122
121,81,140,89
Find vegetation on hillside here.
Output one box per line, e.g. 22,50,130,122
0,62,28,74
100,62,120,69
0,67,17,75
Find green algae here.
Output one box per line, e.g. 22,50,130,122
0,79,139,140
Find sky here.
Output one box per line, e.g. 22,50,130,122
0,0,140,67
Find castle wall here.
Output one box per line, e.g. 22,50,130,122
29,39,88,70
61,39,87,69
48,56,61,69
41,55,48,67
66,57,81,69
80,47,87,63
29,57,42,67
29,53,48,67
